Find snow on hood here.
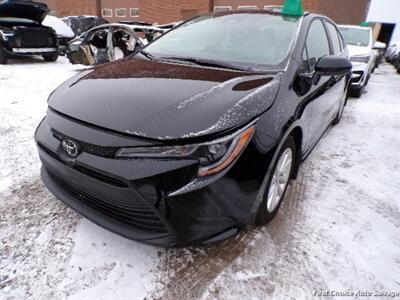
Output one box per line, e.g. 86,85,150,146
43,15,75,38
347,44,373,57
48,58,281,141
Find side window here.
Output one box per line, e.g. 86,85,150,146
325,22,341,55
305,20,330,72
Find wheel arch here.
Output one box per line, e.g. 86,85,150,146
247,121,305,224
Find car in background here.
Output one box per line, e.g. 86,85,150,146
338,25,384,97
385,41,400,63
373,41,386,69
35,10,352,246
66,23,167,65
62,15,108,36
0,0,59,64
386,41,400,73
43,15,75,54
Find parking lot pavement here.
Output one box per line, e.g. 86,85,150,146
1,58,399,299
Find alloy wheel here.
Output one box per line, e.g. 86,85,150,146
266,148,293,213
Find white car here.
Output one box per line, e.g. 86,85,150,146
43,15,75,54
338,25,383,97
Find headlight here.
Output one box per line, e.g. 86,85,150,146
116,123,256,177
350,55,370,63
0,29,14,40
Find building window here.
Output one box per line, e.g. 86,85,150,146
264,5,282,12
238,6,257,10
115,8,127,17
130,8,140,17
102,9,112,17
214,6,232,13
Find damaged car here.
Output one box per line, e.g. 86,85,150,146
66,23,167,65
62,15,108,36
35,10,351,246
0,0,59,64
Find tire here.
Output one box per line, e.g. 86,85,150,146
256,136,296,224
0,45,8,65
365,73,371,86
42,53,59,62
350,87,363,98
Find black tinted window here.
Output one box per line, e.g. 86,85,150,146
326,22,341,54
305,20,330,71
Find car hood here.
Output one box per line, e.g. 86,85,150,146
347,44,372,57
43,15,75,38
49,58,280,141
0,0,49,23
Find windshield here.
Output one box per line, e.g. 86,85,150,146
338,26,370,47
144,13,301,70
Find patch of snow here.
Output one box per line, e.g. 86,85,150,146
43,16,75,38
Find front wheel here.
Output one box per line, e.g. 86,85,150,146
42,53,59,62
350,87,363,98
256,136,296,224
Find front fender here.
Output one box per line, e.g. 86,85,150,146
247,120,306,225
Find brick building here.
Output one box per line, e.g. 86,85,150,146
41,0,370,25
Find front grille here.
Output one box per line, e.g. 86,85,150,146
38,142,128,188
52,129,118,158
47,167,168,233
13,28,56,48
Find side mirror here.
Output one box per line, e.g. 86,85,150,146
373,41,386,50
315,55,352,76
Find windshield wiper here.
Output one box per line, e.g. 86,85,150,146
158,56,251,71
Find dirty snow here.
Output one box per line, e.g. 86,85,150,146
1,57,399,299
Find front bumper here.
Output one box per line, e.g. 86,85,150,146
35,111,260,246
350,62,369,89
3,46,59,57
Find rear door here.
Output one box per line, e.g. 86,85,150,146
323,20,348,120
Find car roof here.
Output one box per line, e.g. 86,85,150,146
338,24,371,30
209,10,336,23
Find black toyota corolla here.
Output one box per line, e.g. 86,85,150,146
35,10,352,246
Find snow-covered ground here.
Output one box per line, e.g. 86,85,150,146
0,57,399,300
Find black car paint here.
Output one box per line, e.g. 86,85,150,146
49,58,279,138
0,0,58,62
0,0,48,23
35,12,351,246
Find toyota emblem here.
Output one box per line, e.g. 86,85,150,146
62,139,80,157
